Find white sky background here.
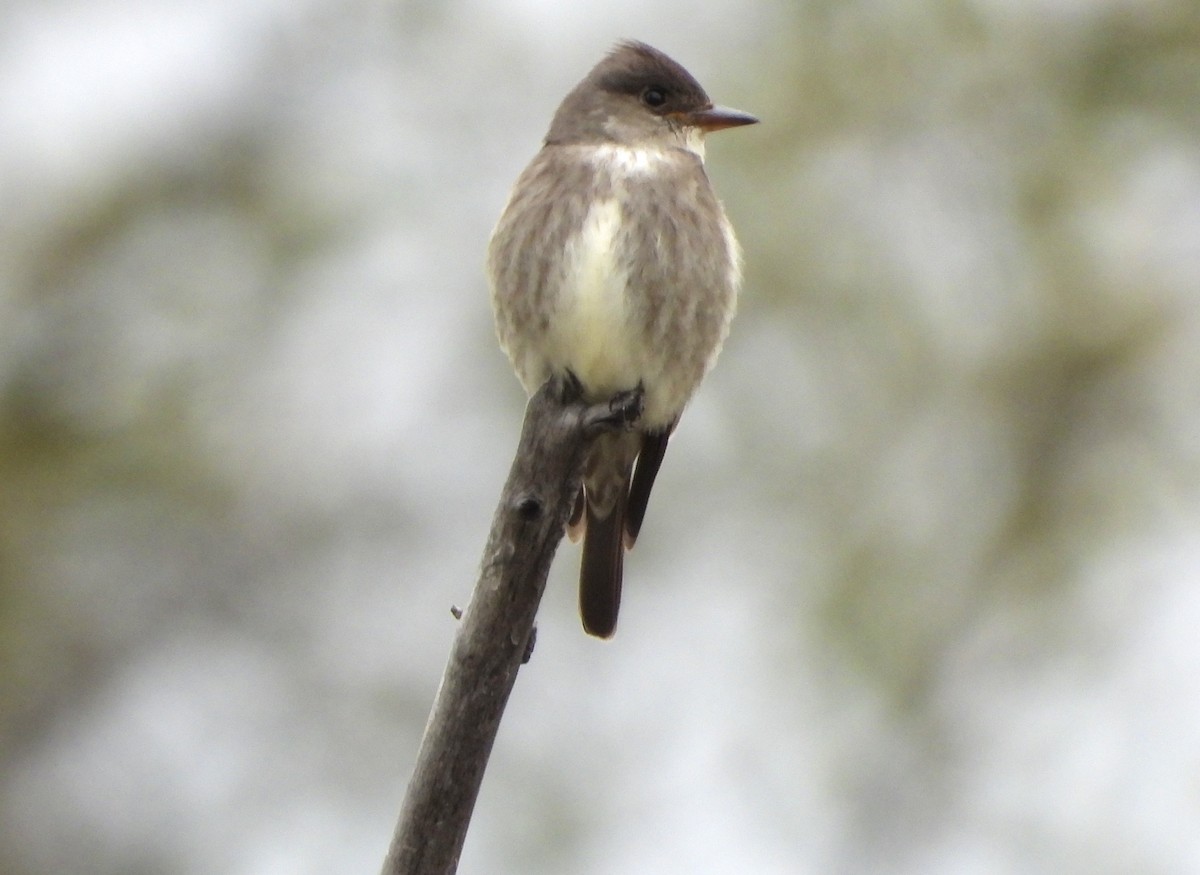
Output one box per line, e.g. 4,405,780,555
2,1,1199,874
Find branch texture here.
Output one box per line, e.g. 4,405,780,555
381,376,642,875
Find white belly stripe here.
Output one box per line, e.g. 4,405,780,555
546,197,642,397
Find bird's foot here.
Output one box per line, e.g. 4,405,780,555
606,382,644,427
583,383,643,435
547,372,643,434
555,369,586,405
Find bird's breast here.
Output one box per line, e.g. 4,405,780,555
546,196,643,403
491,143,738,429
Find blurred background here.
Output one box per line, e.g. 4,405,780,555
2,0,1199,872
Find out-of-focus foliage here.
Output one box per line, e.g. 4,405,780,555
1,1,1197,873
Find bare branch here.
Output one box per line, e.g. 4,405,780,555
381,375,643,875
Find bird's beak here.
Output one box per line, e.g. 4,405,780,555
684,104,759,132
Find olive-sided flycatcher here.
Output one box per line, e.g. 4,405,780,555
487,41,757,638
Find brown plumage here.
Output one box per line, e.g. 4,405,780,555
487,41,756,637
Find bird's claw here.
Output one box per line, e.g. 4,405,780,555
556,369,586,404
606,383,644,428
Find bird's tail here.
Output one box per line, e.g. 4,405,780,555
579,490,626,639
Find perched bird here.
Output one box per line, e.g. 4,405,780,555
487,41,757,638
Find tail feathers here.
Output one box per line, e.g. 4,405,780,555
625,428,672,548
579,495,625,639
566,488,586,543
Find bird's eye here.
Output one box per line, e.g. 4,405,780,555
641,88,667,108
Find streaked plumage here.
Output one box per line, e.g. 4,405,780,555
487,41,756,637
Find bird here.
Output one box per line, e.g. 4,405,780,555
487,40,756,638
